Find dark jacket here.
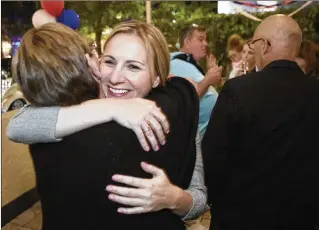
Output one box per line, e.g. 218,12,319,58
29,77,199,230
307,70,319,80
202,60,319,230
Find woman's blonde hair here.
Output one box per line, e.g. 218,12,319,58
12,23,99,106
103,20,170,86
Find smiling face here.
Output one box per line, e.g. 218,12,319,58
100,33,158,99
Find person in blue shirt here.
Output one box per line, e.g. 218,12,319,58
170,24,222,138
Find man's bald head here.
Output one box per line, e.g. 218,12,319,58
253,14,302,70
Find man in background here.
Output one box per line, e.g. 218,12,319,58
170,25,222,139
203,14,319,230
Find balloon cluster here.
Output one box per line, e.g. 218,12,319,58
32,1,80,30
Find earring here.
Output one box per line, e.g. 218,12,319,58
152,77,160,88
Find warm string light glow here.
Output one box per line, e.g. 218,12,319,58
2,41,12,58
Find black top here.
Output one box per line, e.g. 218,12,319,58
29,77,199,230
307,71,319,80
202,60,319,229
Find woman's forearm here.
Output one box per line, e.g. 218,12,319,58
170,186,193,216
166,132,207,219
182,181,207,220
7,98,167,149
55,99,116,138
57,98,167,151
181,131,207,220
6,100,117,144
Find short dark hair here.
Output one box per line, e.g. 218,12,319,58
12,23,99,107
179,24,205,48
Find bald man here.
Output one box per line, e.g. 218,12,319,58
202,15,319,230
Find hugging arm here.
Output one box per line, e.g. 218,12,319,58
183,131,207,220
6,98,169,151
6,105,62,144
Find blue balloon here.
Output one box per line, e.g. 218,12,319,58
57,9,80,30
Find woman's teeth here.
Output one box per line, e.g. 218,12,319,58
109,87,129,94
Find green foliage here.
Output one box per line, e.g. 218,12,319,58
160,2,318,70
66,1,144,54
72,1,318,68
152,1,219,49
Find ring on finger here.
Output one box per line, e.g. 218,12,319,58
142,125,151,134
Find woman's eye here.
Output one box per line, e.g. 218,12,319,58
127,64,141,71
103,60,115,65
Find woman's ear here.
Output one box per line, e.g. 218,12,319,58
85,54,101,81
152,76,160,88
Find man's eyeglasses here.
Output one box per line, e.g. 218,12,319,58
248,38,271,50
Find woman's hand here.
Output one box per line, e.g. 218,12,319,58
113,99,170,152
106,162,180,214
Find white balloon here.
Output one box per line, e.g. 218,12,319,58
32,9,56,28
